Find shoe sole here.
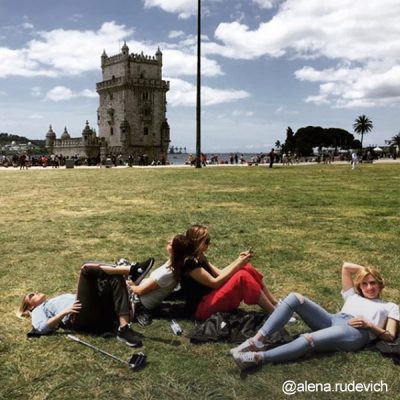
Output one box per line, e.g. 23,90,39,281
117,336,142,348
134,258,155,285
232,353,260,370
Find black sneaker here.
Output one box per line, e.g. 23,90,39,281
129,258,155,285
117,325,142,347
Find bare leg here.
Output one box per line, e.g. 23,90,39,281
119,313,130,327
261,282,279,306
258,291,275,313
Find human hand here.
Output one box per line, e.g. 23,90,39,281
66,300,82,315
81,262,101,271
347,317,371,329
126,280,137,293
238,250,252,263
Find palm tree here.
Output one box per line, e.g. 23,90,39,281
390,132,400,147
390,133,400,156
353,115,373,148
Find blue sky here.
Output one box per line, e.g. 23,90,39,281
1,0,400,152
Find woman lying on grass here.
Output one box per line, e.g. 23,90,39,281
180,224,281,320
19,258,150,347
230,262,399,369
19,235,191,344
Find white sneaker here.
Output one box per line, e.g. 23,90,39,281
229,338,263,355
232,351,262,370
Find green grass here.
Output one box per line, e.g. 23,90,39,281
1,164,399,400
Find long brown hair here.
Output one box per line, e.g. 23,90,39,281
169,234,193,282
185,224,210,256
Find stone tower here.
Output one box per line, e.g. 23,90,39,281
96,43,170,161
45,125,56,153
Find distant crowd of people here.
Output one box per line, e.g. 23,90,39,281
1,148,398,169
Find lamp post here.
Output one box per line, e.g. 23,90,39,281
195,0,202,168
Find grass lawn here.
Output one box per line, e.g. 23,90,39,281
1,163,399,400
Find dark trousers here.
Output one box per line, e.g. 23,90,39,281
70,266,130,333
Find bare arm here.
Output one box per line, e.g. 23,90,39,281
342,262,365,292
206,250,253,277
81,262,130,275
189,251,252,289
348,317,398,342
46,300,82,330
207,262,222,276
127,278,160,296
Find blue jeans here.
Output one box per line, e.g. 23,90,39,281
259,293,370,363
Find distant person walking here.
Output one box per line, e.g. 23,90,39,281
268,148,276,168
19,153,28,170
351,151,359,170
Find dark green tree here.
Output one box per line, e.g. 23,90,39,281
281,127,295,154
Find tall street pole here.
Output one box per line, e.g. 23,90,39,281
195,0,202,168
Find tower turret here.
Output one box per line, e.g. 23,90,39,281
156,47,163,65
61,126,71,140
121,41,129,57
101,49,108,67
45,124,56,153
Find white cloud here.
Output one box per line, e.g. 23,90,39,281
0,21,224,80
143,0,197,19
28,114,44,119
22,22,34,30
207,0,400,107
45,86,97,102
298,64,400,108
168,30,185,39
0,90,6,95
252,0,281,9
167,78,250,107
232,110,254,117
163,49,222,77
0,22,131,78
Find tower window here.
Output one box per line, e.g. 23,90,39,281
110,127,114,136
144,127,149,136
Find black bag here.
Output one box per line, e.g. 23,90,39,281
188,310,291,345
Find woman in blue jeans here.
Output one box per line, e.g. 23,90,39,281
231,262,399,369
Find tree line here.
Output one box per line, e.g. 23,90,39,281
279,115,400,157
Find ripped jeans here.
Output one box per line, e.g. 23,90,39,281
258,292,370,363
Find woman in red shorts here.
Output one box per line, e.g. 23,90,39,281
181,225,278,320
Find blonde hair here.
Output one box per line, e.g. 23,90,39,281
353,267,385,297
185,224,210,256
18,294,32,319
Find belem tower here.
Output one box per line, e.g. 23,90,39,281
45,43,170,162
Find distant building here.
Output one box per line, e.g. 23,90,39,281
45,122,104,160
46,43,170,162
